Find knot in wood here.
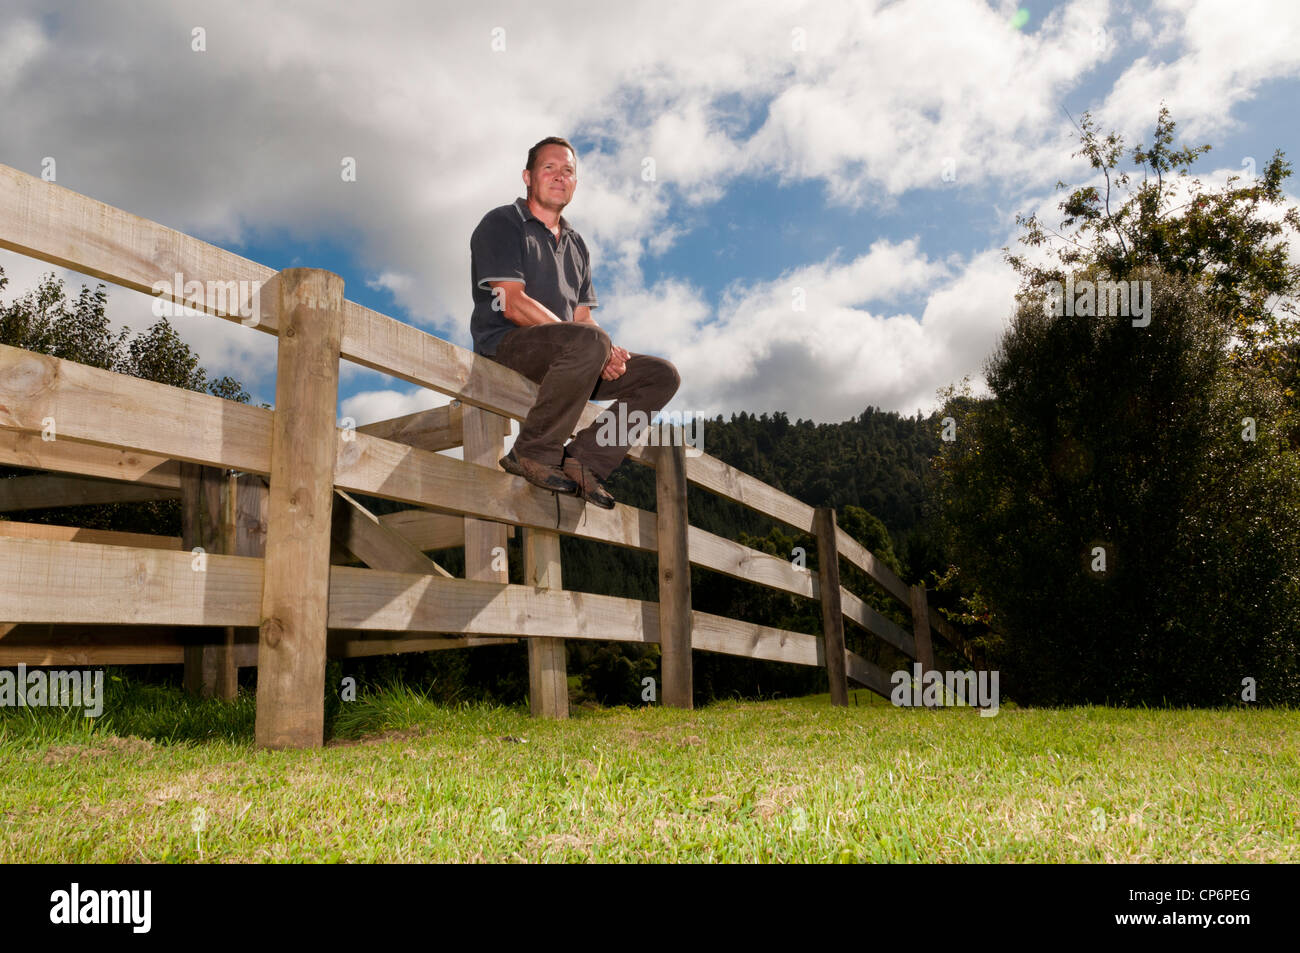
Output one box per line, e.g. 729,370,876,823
3,353,57,402
262,617,285,647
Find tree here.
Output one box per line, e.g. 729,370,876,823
1008,105,1300,365
932,108,1300,705
939,264,1300,704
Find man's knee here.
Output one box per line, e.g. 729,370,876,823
568,323,611,365
662,359,681,399
645,356,680,404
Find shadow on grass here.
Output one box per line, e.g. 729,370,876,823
0,669,526,747
2,669,938,749
0,671,257,746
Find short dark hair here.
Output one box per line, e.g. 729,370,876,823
526,136,576,173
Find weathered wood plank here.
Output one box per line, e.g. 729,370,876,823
0,163,278,331
689,524,816,598
376,509,465,551
839,587,916,658
0,343,272,473
330,635,517,658
230,472,270,561
836,526,911,606
0,431,179,487
331,489,450,578
0,519,178,550
689,611,822,667
845,649,894,699
335,430,657,550
213,471,269,697
0,621,511,665
0,537,836,674
355,402,463,452
0,537,262,626
0,473,180,511
685,452,816,534
0,644,185,665
327,566,659,642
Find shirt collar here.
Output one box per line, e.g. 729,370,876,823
514,196,573,236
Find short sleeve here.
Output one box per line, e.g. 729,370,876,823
471,210,526,290
577,238,598,308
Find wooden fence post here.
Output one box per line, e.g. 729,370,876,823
910,582,935,707
254,268,344,749
187,470,269,701
224,472,268,697
466,407,567,715
462,406,509,583
180,462,226,698
524,528,568,718
655,436,693,708
814,506,848,706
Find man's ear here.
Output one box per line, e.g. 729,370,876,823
521,168,532,195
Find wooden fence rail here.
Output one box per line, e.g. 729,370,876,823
0,162,986,746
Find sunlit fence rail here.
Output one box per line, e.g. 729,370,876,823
0,163,982,747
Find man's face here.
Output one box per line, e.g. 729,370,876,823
523,144,577,212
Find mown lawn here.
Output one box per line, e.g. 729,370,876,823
1,679,1296,863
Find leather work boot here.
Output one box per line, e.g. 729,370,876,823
561,454,616,509
499,449,578,494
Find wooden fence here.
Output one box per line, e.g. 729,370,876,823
0,162,982,747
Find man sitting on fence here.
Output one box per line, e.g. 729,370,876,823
468,136,680,509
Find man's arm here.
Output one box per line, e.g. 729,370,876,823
489,281,564,327
490,287,625,378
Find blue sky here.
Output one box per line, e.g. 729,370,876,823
1,0,1297,430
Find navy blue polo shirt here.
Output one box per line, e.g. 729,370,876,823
469,196,598,356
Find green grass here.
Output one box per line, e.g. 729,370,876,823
1,677,1296,862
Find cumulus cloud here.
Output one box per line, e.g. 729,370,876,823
339,386,451,427
1,0,1295,425
612,239,1016,419
1100,0,1300,143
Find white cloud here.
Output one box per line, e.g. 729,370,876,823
1101,0,1300,143
621,238,1015,420
0,0,1122,340
339,386,451,426
2,0,1296,426
0,19,47,91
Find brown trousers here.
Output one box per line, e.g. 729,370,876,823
490,322,680,479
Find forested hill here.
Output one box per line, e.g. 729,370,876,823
695,408,942,542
